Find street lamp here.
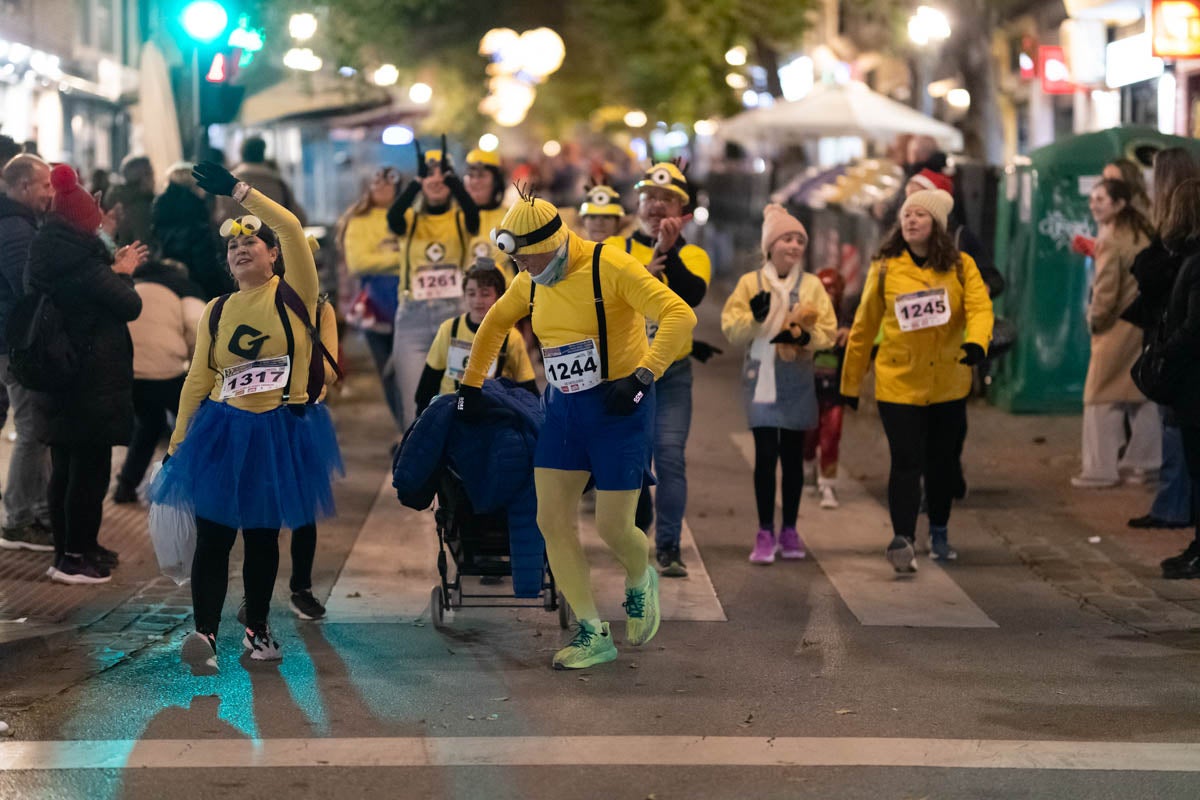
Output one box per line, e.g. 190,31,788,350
624,109,648,128
289,13,318,42
725,46,747,66
181,1,228,43
409,82,433,104
373,64,399,87
907,6,951,115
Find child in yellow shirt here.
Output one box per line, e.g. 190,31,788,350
415,259,537,414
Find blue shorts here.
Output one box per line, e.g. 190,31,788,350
534,382,655,492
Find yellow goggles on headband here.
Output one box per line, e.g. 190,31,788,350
220,215,263,238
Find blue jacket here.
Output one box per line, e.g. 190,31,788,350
393,378,545,597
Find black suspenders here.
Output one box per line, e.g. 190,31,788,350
528,242,608,380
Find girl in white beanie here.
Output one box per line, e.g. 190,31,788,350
721,204,838,564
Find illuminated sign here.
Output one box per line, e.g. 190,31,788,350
1152,0,1200,58
1039,46,1075,94
1107,33,1165,87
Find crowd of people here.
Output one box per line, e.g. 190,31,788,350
8,124,1200,675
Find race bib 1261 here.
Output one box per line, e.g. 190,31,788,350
542,339,602,394
894,287,950,332
411,267,464,301
220,355,291,399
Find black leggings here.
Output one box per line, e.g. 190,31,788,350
752,427,806,530
290,523,316,593
192,517,279,635
877,399,967,541
48,444,111,559
117,376,183,491
1179,425,1200,544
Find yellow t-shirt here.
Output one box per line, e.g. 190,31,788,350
426,313,534,394
342,207,400,276
463,233,696,388
606,233,712,363
398,206,468,300
169,189,319,454
315,299,339,402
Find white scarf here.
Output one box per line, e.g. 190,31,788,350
751,261,801,404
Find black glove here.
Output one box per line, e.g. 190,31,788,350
415,140,428,179
769,329,811,346
439,133,454,177
691,340,723,363
839,394,859,411
455,384,485,420
959,342,986,366
192,161,239,197
749,291,771,323
604,375,651,416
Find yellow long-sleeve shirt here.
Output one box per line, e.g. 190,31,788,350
343,207,401,275
427,313,534,394
398,207,468,299
315,299,339,402
841,251,994,406
608,233,712,362
169,188,319,454
721,268,838,350
463,232,697,388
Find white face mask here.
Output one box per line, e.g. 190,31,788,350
529,242,569,287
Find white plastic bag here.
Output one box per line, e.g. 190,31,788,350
146,463,196,585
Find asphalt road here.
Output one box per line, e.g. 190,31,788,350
2,299,1200,799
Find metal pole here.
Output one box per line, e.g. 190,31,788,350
192,47,202,159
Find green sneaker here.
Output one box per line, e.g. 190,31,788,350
553,620,617,670
623,567,661,646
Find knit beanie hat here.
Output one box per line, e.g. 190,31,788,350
761,203,807,258
50,164,102,234
492,195,568,256
908,168,953,195
900,189,954,231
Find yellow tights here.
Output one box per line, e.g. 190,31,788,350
534,468,649,622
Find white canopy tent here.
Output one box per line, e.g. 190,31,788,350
134,42,184,180
719,81,963,152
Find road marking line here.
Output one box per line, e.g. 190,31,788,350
4,736,1200,771
731,432,997,628
325,476,726,623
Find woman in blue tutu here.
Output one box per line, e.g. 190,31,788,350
152,161,342,674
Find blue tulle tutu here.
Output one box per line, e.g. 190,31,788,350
150,400,344,531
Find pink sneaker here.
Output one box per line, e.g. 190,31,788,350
750,529,776,564
777,527,806,559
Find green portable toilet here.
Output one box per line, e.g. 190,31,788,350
990,127,1200,414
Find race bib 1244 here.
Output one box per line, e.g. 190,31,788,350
542,339,601,394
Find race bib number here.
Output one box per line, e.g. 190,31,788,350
411,267,463,301
542,339,602,394
894,287,950,332
446,338,497,382
220,356,290,400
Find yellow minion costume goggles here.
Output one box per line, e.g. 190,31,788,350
491,215,563,255
219,215,264,238
580,185,623,218
634,162,689,202
466,149,501,168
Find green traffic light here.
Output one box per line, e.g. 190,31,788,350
181,0,229,43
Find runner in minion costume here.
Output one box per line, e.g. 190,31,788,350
151,162,342,674
387,136,480,431
607,161,711,579
456,188,696,669
462,149,515,282
579,182,625,243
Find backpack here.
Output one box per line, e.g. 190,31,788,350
1131,302,1181,405
5,290,80,391
209,280,342,404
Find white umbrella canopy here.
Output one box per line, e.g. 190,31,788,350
135,42,184,181
719,81,963,151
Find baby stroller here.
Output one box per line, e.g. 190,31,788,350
431,465,568,630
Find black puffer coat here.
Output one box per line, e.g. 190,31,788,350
1162,242,1200,428
27,218,142,446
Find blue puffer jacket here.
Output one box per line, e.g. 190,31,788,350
393,378,545,597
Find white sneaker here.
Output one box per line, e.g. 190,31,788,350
243,626,282,661
1071,475,1119,489
819,484,839,509
181,632,218,676
886,536,918,574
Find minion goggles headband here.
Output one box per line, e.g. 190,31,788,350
637,166,688,195
490,214,563,254
220,215,265,239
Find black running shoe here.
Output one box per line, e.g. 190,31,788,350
0,523,54,552
181,631,218,675
50,554,111,585
88,544,119,569
656,547,688,578
289,590,326,620
1162,541,1200,579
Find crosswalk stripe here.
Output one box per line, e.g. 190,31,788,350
731,432,998,628
3,735,1199,771
325,476,726,623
